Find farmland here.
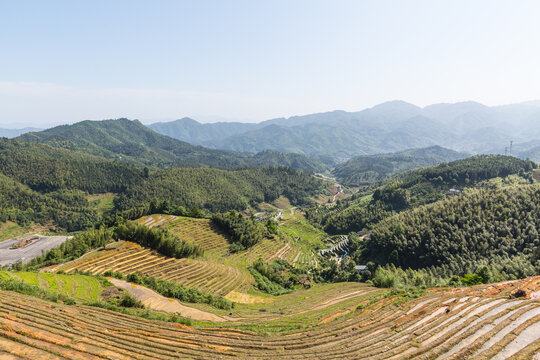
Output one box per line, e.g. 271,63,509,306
0,276,539,359
0,271,103,302
55,241,253,297
137,212,322,269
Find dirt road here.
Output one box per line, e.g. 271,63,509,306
109,278,236,322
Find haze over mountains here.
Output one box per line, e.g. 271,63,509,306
149,100,540,162
332,146,468,186
0,127,42,138
15,118,326,172
3,99,539,167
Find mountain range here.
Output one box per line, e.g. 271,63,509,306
15,119,326,172
332,145,468,186
149,100,540,162
0,127,42,138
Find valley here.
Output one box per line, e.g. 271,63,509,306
3,3,540,358
0,119,539,359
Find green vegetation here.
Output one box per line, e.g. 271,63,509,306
0,136,322,232
249,258,310,295
114,221,203,258
88,193,116,215
115,166,322,216
117,293,145,308
333,146,467,186
0,138,143,194
0,138,140,231
18,118,326,171
115,272,234,310
212,211,264,251
0,277,76,304
362,184,540,280
371,264,440,289
307,155,536,234
23,227,113,270
0,270,109,303
0,221,29,242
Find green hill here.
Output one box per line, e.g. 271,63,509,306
362,183,540,279
114,166,323,215
17,118,326,172
332,146,467,186
0,138,143,194
307,155,536,234
0,138,323,231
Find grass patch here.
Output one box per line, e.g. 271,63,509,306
0,277,75,304
0,271,103,302
88,193,117,215
0,221,29,242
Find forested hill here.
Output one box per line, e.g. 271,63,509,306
0,139,143,230
362,183,540,278
0,138,143,194
379,155,536,207
332,146,467,186
114,166,322,216
0,138,323,231
16,118,326,172
307,155,536,234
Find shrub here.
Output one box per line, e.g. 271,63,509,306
114,221,202,258
461,273,483,286
118,293,144,308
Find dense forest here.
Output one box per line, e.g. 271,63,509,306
212,211,264,252
114,166,322,214
360,184,540,279
0,173,99,231
0,137,322,231
0,138,143,193
307,155,536,234
332,146,467,186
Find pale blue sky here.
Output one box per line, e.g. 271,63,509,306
1,0,540,127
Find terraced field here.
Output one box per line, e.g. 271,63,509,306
55,242,253,296
136,214,178,229
165,216,230,257
0,277,539,359
138,213,321,268
0,271,102,302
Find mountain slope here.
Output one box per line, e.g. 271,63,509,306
332,146,468,186
364,183,540,277
16,118,326,171
307,155,536,235
148,117,257,145
0,138,324,231
149,100,540,162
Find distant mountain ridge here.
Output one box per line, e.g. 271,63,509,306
16,119,327,172
0,127,42,138
148,100,540,162
332,146,469,186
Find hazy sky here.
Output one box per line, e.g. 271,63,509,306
1,0,540,127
